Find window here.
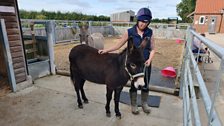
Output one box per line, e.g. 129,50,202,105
199,16,205,24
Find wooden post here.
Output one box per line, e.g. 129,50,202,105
0,19,16,92
30,22,37,58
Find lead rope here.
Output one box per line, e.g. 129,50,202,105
144,65,150,88
124,54,134,81
124,50,144,81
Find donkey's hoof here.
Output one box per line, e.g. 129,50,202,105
106,112,111,117
143,109,151,114
116,114,122,119
78,105,83,109
83,100,89,104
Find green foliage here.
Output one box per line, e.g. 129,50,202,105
19,9,110,21
176,0,196,23
151,18,169,23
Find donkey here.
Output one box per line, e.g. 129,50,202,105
69,37,145,118
79,25,89,45
79,25,104,49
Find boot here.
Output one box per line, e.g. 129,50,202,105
129,91,139,115
141,91,151,114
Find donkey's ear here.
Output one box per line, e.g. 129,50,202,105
128,36,136,53
85,24,89,30
139,37,149,49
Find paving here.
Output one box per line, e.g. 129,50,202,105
0,75,183,126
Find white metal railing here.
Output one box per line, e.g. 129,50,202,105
20,19,188,43
180,26,224,126
20,19,189,29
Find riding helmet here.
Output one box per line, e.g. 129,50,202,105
136,8,152,22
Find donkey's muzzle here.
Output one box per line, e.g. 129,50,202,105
134,75,145,89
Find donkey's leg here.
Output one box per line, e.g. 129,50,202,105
72,76,84,108
80,79,88,103
114,87,123,119
105,87,113,117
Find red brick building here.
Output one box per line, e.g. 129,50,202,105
193,0,224,33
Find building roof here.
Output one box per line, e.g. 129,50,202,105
195,0,224,14
111,10,135,15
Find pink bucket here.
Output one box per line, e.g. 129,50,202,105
161,66,176,78
176,39,182,44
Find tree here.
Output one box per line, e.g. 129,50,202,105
176,0,196,23
19,10,110,21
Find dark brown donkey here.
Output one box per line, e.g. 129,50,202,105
69,37,145,118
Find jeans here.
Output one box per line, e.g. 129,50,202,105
192,48,206,62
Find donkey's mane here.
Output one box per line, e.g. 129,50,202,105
119,48,127,55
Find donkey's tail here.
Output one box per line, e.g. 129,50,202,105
70,64,74,82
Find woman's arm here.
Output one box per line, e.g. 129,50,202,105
145,34,156,66
98,31,128,54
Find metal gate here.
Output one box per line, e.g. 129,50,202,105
22,21,56,80
180,27,224,126
208,16,217,34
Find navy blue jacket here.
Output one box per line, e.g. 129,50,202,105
128,25,153,60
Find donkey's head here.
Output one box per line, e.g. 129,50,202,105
125,36,145,88
79,25,89,45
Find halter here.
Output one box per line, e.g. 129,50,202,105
124,51,144,81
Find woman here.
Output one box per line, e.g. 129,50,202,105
98,7,155,115
192,33,206,62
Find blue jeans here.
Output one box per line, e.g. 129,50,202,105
192,48,206,62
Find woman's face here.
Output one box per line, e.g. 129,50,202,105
137,21,149,31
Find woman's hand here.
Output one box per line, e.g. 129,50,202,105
98,31,128,55
144,59,151,67
98,49,108,54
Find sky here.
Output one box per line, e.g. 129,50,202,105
18,0,182,19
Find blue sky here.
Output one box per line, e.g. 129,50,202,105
18,0,181,19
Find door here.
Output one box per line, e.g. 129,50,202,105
208,16,217,34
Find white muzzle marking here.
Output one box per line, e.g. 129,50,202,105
134,76,145,88
81,41,86,44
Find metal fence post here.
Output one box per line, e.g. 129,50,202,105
46,21,56,75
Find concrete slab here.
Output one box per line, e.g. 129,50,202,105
0,75,183,126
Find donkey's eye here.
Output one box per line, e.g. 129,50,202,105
130,63,137,69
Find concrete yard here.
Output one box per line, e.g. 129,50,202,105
0,33,223,126
0,75,183,126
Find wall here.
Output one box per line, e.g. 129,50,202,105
110,11,134,22
193,14,223,33
0,0,27,83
